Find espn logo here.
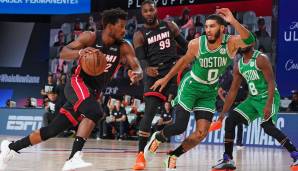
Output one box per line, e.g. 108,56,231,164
6,115,43,131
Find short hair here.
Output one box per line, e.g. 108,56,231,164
257,17,265,25
206,14,227,26
182,7,190,15
141,0,156,7
101,8,128,28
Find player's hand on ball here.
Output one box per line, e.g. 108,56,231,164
79,47,100,57
150,77,169,92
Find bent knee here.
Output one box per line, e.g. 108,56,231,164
193,129,208,141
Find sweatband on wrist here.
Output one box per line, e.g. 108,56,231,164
175,34,188,51
242,32,256,45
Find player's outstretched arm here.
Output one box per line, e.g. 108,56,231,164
256,54,275,120
150,38,198,92
219,63,243,121
60,31,97,60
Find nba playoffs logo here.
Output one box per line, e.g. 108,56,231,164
219,48,226,55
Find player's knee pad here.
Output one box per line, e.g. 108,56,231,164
260,119,284,139
40,126,60,141
224,115,237,140
139,120,151,133
225,115,237,132
144,96,162,109
162,104,190,137
194,110,213,122
78,97,103,124
225,110,248,130
225,111,248,139
139,96,162,132
40,114,73,141
230,110,249,125
172,104,190,134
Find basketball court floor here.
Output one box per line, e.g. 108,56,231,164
0,136,293,171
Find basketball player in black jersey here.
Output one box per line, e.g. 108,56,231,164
132,1,188,170
0,8,142,171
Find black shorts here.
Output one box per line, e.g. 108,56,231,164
59,75,102,126
144,74,178,101
143,67,188,101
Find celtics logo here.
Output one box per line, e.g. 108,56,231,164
220,48,226,55
250,61,255,67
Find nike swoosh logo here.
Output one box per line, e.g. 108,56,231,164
96,44,102,48
145,31,151,36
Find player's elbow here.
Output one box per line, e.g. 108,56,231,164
59,47,67,59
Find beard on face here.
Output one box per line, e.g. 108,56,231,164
207,29,221,44
144,15,157,25
109,30,122,42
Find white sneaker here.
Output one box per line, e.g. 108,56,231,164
163,155,177,171
62,151,92,171
144,132,161,162
0,140,18,170
236,145,245,150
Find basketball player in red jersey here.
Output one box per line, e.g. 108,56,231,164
0,8,142,171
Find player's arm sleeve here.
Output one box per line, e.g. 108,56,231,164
135,46,148,70
133,31,148,68
175,34,188,52
135,46,146,60
167,21,188,53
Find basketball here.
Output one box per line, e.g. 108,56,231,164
80,51,107,76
